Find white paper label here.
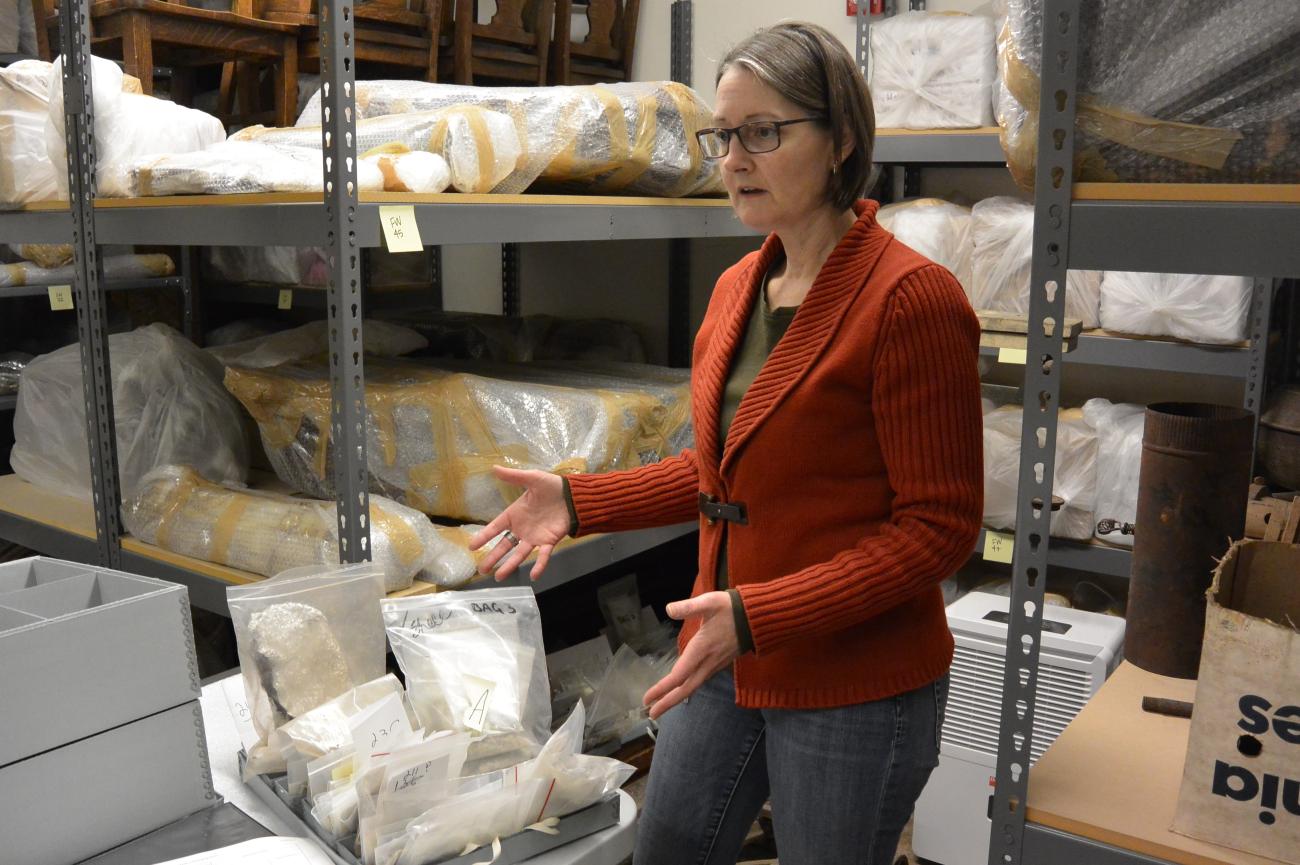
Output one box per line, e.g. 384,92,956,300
350,693,415,771
463,674,496,734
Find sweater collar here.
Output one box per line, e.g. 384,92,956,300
695,200,891,475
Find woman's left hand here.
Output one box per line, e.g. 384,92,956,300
643,591,741,720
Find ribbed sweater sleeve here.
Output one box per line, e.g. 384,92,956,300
737,265,984,654
565,449,700,536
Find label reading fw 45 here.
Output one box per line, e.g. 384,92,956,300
1212,692,1300,825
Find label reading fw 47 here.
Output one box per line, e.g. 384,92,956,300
1212,692,1300,825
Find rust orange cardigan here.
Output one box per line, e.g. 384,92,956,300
568,200,984,709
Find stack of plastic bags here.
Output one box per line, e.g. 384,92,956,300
869,12,997,129
969,196,1101,327
232,579,633,865
995,0,1300,188
224,358,693,523
877,198,973,295
982,405,1099,540
11,323,249,499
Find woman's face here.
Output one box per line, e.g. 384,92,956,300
712,66,839,236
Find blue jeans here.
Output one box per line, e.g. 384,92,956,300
634,669,948,865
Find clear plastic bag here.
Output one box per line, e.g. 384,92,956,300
0,59,59,207
383,778,549,865
877,198,974,297
546,637,614,723
124,465,437,592
970,196,1101,327
417,523,496,589
1098,271,1252,345
11,323,249,499
205,246,330,287
983,406,1099,540
0,252,175,288
383,587,551,748
527,702,634,821
229,565,388,754
585,643,662,749
209,319,428,369
869,12,998,129
1082,399,1145,548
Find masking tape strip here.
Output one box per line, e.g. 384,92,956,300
210,495,253,565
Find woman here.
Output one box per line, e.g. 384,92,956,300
471,21,983,865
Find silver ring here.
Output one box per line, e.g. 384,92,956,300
503,530,521,548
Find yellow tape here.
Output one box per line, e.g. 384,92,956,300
462,108,498,194
210,496,252,565
154,468,201,550
594,90,658,193
371,502,425,568
2,263,24,287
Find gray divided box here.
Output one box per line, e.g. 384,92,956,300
0,556,217,865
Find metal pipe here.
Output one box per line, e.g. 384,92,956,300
1126,402,1255,679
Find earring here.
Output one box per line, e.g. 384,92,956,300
830,162,838,175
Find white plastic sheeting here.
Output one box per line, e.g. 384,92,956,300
1098,271,1253,344
877,198,974,296
869,12,997,129
1082,399,1145,548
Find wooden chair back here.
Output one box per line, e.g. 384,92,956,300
428,0,555,86
550,0,639,85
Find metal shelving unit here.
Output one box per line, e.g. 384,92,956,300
873,128,1006,164
0,394,15,412
988,3,1299,864
0,275,185,299
0,0,715,604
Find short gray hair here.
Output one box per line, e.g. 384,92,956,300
717,21,876,211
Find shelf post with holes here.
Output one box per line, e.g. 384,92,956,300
319,1,371,565
667,0,693,367
988,1,1082,863
58,0,123,569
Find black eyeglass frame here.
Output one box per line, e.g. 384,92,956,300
695,117,826,159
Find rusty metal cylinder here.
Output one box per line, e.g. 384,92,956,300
1125,403,1255,679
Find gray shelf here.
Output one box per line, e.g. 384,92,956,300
0,276,185,299
1023,823,1172,865
0,394,15,411
975,529,1131,579
510,522,697,593
0,198,755,248
873,129,1006,164
981,333,1251,377
1069,200,1300,277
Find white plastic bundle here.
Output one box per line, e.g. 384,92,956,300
46,55,226,198
0,59,59,206
298,79,723,197
970,196,1101,327
1098,271,1253,344
239,108,512,194
123,465,438,591
983,406,1099,540
0,252,174,288
12,323,249,499
869,12,997,129
1082,399,1145,548
224,358,693,522
208,319,428,369
114,140,386,197
877,198,973,295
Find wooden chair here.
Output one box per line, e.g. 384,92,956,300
261,0,439,83
32,0,300,128
549,0,639,85
429,0,555,86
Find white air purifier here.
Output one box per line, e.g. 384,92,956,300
912,592,1126,865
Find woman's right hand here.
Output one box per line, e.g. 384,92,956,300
469,465,571,580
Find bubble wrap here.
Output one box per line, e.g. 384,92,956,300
0,351,30,394
113,140,385,197
869,12,997,129
877,198,973,296
208,319,428,370
12,323,249,499
239,107,515,194
970,196,1101,327
123,465,438,591
224,358,693,522
249,601,354,722
0,252,174,288
1098,271,1252,344
298,80,724,197
996,0,1300,187
983,405,1098,540
6,243,72,269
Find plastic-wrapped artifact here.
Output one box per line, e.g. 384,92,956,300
205,246,330,287
0,252,175,288
297,79,724,197
995,0,1300,188
208,319,428,369
970,196,1101,327
869,12,997,129
1082,399,1145,549
983,405,1098,540
1098,271,1252,345
123,465,437,591
224,358,692,522
410,311,647,364
11,323,249,499
877,198,974,296
0,59,60,206
0,351,30,394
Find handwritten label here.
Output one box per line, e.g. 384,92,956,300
398,608,453,637
379,205,423,253
997,347,1027,365
218,674,261,752
350,693,415,771
463,674,496,734
983,531,1015,564
277,288,293,310
470,601,518,616
48,285,74,311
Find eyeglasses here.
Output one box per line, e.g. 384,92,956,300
695,117,825,159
